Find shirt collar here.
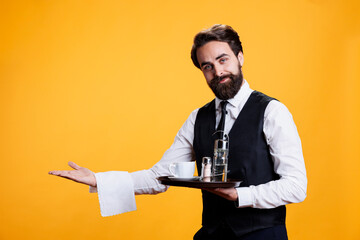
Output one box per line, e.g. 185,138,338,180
215,79,252,111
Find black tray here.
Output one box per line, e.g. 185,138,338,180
157,176,242,189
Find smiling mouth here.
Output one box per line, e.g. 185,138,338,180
219,77,230,84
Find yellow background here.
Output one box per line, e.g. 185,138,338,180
1,0,359,239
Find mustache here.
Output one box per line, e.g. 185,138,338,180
211,74,233,84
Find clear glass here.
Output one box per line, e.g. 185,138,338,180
212,138,229,182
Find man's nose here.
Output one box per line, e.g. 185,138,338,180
213,64,224,77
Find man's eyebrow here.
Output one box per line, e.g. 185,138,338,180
200,61,211,68
200,53,229,68
215,53,229,60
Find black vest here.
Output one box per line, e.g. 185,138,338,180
193,91,286,237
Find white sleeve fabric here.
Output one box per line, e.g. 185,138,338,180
90,109,198,216
236,100,307,208
131,109,198,194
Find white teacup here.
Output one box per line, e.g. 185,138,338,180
169,162,195,178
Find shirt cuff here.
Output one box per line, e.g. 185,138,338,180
235,187,253,208
95,171,137,217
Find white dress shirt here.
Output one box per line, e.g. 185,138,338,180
90,80,307,217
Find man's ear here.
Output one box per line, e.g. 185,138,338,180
237,52,244,67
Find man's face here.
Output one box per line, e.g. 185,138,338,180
196,41,244,100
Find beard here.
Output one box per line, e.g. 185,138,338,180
208,66,243,100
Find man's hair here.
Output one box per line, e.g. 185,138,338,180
191,24,243,69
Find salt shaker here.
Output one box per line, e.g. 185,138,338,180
201,157,212,182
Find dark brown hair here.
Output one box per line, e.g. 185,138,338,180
191,24,243,69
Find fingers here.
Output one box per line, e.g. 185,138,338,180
202,188,220,192
48,161,81,175
203,187,238,201
48,170,59,175
68,161,81,170
48,162,94,186
48,170,71,178
48,170,80,183
204,188,220,195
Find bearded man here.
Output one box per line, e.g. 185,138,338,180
49,24,307,240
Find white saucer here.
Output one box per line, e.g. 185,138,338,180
168,176,200,180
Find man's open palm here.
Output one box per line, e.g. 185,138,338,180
49,161,97,187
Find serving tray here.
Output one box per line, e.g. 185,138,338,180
157,176,242,189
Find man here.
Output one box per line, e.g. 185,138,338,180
49,24,307,240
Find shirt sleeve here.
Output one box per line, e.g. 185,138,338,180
236,100,307,208
131,109,198,195
90,109,199,216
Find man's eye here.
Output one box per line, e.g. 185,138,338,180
220,58,227,63
203,65,212,70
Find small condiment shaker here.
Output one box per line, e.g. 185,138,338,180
201,157,212,182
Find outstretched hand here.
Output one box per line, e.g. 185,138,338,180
48,161,97,187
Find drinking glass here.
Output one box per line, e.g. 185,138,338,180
212,138,229,182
